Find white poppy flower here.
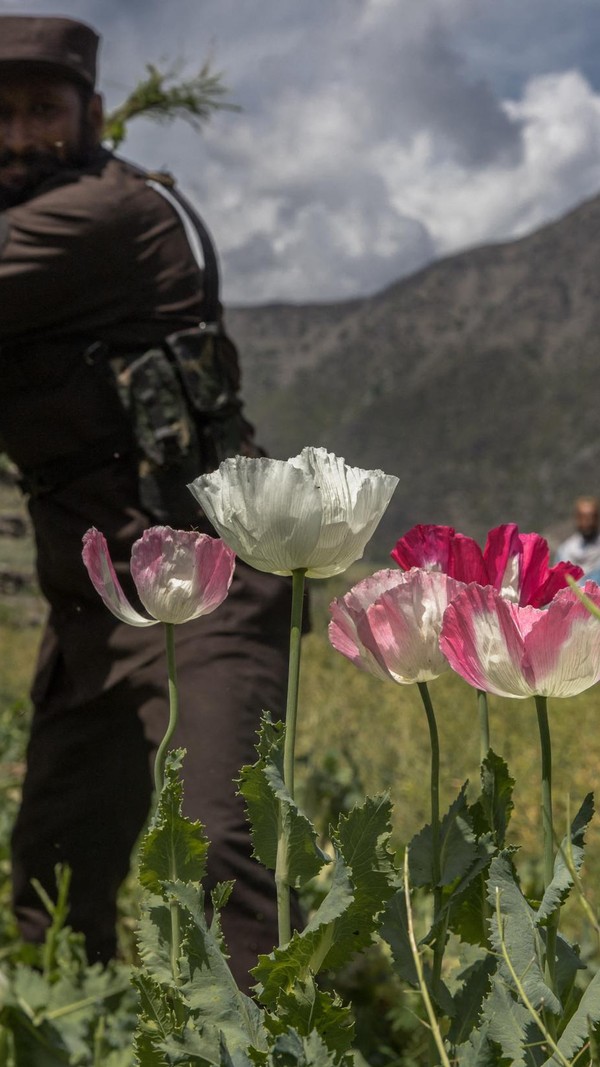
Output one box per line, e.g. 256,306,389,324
188,446,399,578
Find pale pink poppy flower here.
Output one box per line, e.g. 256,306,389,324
82,526,236,627
439,582,600,699
391,523,582,608
329,568,464,684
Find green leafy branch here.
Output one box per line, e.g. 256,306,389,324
103,60,240,149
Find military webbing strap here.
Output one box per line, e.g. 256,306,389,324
144,175,221,326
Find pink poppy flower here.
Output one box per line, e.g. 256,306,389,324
329,568,464,684
391,523,582,608
82,526,236,627
439,582,600,699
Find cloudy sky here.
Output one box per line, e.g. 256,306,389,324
3,0,600,304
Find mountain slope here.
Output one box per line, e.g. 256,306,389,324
227,194,600,553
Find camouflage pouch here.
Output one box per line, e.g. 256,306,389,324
110,345,200,523
165,325,253,470
110,326,255,524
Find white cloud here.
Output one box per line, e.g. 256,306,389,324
173,63,600,303
3,0,600,303
376,70,600,259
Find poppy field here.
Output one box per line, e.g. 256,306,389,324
2,448,600,1066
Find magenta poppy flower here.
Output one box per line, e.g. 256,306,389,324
439,582,600,699
329,568,465,684
82,526,236,626
391,523,582,608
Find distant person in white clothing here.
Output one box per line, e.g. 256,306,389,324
556,496,600,577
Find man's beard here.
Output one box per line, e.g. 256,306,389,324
0,122,98,209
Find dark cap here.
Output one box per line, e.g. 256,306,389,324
0,16,99,89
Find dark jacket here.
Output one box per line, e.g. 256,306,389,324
0,149,241,706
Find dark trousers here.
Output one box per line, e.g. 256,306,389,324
11,562,304,990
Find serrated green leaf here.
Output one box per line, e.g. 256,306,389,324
424,966,457,1018
326,794,397,970
448,956,497,1045
480,977,543,1067
134,1026,172,1067
209,882,235,955
437,833,496,948
445,871,490,947
540,968,600,1065
253,796,396,1006
264,1027,348,1067
139,750,209,895
252,850,354,1006
380,887,419,985
133,972,177,1042
238,717,330,888
212,882,235,913
470,750,515,847
552,931,586,1003
0,1009,73,1067
409,785,481,888
263,976,354,1056
218,1032,256,1067
139,1022,218,1065
166,880,268,1058
10,963,60,1015
487,853,561,1016
3,957,135,1064
454,1020,500,1067
589,1016,600,1066
133,877,267,1066
137,898,181,986
537,793,594,924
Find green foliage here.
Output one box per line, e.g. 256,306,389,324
540,969,600,1066
103,61,239,149
408,783,494,890
252,795,396,1009
263,977,355,1056
132,746,400,1064
487,851,561,1016
139,749,209,894
380,890,419,987
5,565,600,1064
0,867,137,1067
536,794,594,925
239,717,330,886
134,751,267,1065
470,750,515,848
261,1027,355,1067
479,980,540,1067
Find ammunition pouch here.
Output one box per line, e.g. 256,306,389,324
110,324,257,523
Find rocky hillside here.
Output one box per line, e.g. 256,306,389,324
227,193,600,554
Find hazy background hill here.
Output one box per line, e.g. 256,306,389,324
227,193,600,556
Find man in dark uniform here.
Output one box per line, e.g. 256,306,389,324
0,14,300,987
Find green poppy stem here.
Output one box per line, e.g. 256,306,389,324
535,694,558,1007
276,567,307,946
154,621,181,980
477,688,490,764
282,569,307,797
153,622,179,798
417,681,444,1002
